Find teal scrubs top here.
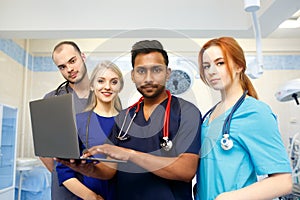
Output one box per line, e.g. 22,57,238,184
196,97,291,200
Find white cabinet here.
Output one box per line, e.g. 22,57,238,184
0,105,18,199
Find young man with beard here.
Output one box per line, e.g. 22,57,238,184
58,40,201,200
40,41,90,200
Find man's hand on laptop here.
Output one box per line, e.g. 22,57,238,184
84,144,135,161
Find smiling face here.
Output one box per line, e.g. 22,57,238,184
131,51,170,99
202,45,241,92
91,68,122,105
52,44,87,84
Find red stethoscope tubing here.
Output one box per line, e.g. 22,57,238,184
163,90,171,138
127,90,171,139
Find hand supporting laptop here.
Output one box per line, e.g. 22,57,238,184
54,146,119,181
55,157,102,177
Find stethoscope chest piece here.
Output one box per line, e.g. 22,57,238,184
118,90,173,151
220,134,233,150
116,135,130,141
160,136,173,151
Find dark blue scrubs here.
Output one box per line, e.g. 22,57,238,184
56,111,116,200
109,96,202,200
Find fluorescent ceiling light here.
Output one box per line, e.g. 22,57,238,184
279,9,300,29
279,17,300,28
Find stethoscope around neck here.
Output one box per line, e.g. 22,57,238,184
56,81,92,153
117,90,173,151
55,80,70,95
203,90,248,151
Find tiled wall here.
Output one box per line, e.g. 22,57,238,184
263,55,300,70
1,39,300,72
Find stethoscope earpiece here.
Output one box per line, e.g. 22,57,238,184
220,134,233,150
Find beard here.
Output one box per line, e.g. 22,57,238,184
67,63,88,85
137,84,166,99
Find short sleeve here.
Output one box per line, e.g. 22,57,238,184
237,102,291,175
56,162,78,186
173,99,202,155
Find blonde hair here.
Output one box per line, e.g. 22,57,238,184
85,60,124,112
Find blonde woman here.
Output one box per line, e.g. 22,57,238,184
57,60,123,200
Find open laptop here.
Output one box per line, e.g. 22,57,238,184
29,93,125,163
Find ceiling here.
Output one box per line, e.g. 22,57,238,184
0,0,300,39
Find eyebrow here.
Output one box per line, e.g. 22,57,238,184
214,57,224,62
202,57,224,66
135,65,165,68
97,76,119,80
57,56,76,68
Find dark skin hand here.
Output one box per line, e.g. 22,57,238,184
54,158,98,177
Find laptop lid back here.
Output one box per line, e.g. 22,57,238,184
29,94,80,159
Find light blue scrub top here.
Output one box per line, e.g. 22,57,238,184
196,97,291,200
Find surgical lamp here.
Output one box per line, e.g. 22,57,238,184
244,0,264,79
275,79,300,105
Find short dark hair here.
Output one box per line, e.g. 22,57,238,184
52,41,82,59
131,40,169,68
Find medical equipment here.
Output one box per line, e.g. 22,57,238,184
276,79,300,175
82,110,93,154
116,90,173,151
275,78,300,105
203,90,248,150
275,79,300,199
55,80,70,95
220,134,233,151
288,133,300,178
244,0,264,79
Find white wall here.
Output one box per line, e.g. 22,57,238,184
0,49,29,157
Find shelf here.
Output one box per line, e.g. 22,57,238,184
0,105,17,197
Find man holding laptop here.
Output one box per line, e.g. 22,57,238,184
40,41,90,200
56,40,201,200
